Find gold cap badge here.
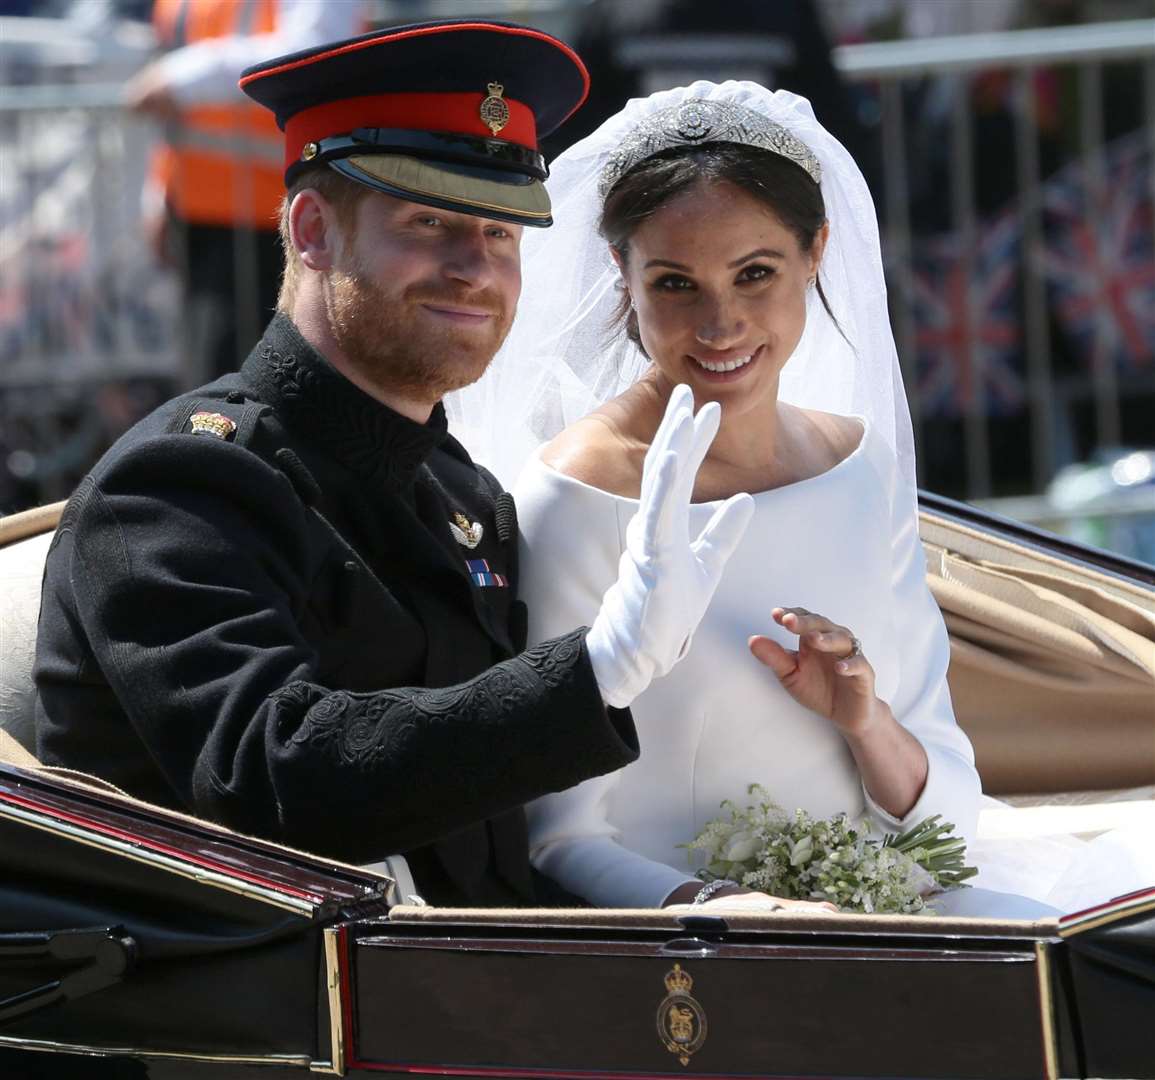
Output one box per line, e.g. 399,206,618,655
188,411,237,440
479,82,510,136
301,141,319,161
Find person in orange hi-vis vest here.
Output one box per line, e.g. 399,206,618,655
123,0,366,383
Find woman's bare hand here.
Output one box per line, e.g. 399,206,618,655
748,607,881,738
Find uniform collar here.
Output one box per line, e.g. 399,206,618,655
242,313,448,491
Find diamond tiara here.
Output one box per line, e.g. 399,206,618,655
598,98,822,200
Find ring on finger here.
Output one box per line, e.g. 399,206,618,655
840,636,862,661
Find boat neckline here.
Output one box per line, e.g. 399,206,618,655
528,415,869,505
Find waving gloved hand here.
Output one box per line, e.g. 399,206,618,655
586,385,755,708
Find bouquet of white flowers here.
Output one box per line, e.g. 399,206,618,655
685,784,977,914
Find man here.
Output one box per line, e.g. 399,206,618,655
34,21,751,906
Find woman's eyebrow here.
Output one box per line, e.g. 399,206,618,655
643,257,692,271
642,247,788,272
728,247,786,267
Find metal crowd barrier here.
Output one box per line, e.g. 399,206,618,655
835,19,1155,500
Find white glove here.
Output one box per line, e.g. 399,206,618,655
586,384,755,708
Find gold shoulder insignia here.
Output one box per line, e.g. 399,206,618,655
188,411,238,440
449,511,483,549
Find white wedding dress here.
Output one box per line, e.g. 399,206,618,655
515,419,1155,918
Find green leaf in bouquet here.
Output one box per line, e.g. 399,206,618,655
687,791,977,915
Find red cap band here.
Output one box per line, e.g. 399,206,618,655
283,91,537,173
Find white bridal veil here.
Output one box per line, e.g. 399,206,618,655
445,80,916,498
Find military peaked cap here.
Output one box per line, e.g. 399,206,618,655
239,19,589,227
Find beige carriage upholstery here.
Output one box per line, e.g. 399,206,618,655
0,502,64,753
920,508,1155,795
1,501,1153,800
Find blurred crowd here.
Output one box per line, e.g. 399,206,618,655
1,0,1153,559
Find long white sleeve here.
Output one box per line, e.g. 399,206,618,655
158,0,367,106
515,458,699,907
859,447,982,843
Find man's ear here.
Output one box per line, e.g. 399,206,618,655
289,189,341,272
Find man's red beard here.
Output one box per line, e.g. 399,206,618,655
326,266,513,405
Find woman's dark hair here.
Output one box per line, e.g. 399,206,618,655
599,141,842,348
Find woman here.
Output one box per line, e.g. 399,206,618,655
447,83,1135,917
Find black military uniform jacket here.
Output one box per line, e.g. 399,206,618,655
34,315,638,905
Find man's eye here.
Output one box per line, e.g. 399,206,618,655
486,226,511,239
417,215,442,227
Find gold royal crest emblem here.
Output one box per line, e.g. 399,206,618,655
188,411,237,440
656,963,707,1066
479,81,510,136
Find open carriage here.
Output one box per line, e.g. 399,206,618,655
0,494,1152,1079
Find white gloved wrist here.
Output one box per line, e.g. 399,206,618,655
586,585,654,709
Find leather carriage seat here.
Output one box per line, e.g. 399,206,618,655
0,502,64,757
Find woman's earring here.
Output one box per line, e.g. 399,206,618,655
807,276,816,290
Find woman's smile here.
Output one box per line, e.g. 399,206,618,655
688,344,763,380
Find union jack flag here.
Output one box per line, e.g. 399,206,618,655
910,212,1025,418
1041,133,1154,374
